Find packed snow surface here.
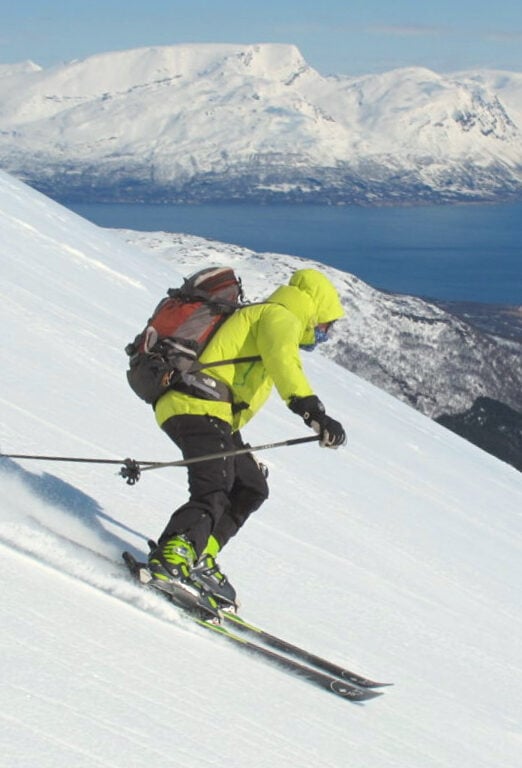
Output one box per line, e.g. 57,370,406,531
0,170,521,767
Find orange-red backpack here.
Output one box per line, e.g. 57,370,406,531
125,266,257,406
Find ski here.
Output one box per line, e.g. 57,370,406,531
192,617,383,701
222,612,391,689
122,552,384,702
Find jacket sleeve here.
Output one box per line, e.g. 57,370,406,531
255,305,314,403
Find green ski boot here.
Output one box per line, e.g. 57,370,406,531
191,535,238,610
148,536,220,620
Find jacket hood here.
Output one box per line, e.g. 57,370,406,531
289,270,345,323
266,269,344,346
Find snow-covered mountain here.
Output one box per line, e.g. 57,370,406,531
1,44,522,203
1,170,521,768
437,397,522,472
119,229,522,420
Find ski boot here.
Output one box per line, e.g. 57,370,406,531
148,536,220,621
191,551,238,611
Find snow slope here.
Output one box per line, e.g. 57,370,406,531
1,169,521,768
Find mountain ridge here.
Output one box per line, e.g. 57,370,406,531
1,43,522,203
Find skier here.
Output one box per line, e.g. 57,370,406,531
148,268,346,610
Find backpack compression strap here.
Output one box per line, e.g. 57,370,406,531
195,354,262,371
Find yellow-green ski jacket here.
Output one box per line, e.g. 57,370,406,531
154,269,344,431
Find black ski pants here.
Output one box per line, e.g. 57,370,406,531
158,414,269,557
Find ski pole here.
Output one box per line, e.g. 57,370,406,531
120,434,320,483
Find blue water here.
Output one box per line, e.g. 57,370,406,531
66,202,522,304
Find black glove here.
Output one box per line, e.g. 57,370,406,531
289,395,346,449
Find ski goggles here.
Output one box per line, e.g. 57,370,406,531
314,320,336,344
301,320,336,351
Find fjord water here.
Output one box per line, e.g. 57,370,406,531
66,201,522,304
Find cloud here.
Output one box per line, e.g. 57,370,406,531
368,24,446,38
485,30,522,42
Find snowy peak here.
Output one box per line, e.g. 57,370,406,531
7,43,311,101
199,43,312,81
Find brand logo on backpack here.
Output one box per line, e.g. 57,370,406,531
125,267,244,406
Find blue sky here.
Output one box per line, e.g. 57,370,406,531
2,0,522,75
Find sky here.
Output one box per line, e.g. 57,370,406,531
1,0,522,76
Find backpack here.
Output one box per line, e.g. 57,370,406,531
125,266,255,406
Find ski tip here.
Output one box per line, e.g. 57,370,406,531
353,680,394,689
341,671,393,688
331,680,384,701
